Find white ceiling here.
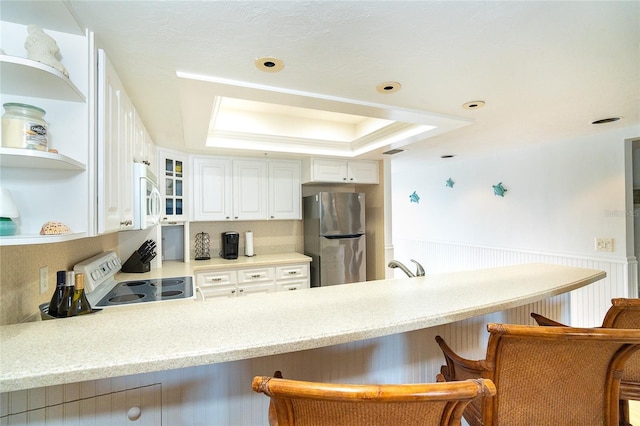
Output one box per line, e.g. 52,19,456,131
64,1,639,161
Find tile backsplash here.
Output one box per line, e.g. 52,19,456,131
0,221,303,326
0,234,118,326
188,220,303,259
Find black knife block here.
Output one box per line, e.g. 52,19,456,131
121,251,151,273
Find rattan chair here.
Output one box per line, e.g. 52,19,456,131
532,298,640,426
252,370,496,426
436,323,640,425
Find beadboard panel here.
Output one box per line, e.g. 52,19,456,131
392,239,637,327
0,384,161,425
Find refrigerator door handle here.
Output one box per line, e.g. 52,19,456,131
323,234,363,239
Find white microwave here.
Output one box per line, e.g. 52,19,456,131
133,163,162,230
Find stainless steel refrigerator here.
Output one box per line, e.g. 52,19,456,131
304,192,366,287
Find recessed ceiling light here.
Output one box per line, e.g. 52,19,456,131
462,100,485,110
441,154,455,159
376,81,401,94
592,117,621,124
255,57,284,73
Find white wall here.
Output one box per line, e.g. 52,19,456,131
391,127,637,258
389,126,640,324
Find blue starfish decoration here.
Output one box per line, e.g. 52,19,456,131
409,191,420,203
493,182,508,197
445,178,455,188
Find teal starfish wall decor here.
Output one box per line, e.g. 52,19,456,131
409,191,420,203
446,178,455,188
492,182,508,197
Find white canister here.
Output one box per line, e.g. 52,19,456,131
1,103,48,151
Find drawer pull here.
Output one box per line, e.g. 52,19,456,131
288,287,298,291
209,277,222,282
250,274,262,279
287,271,298,275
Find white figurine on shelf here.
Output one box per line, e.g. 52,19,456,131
24,25,69,77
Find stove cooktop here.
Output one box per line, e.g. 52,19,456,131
96,277,194,307
74,251,196,308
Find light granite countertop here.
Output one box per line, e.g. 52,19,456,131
0,263,605,392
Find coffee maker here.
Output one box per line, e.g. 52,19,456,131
221,231,239,259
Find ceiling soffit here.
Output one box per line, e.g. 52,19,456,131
177,71,473,158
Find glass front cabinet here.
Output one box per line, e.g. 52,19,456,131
158,149,187,223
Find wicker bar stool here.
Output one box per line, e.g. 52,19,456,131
252,370,496,426
436,323,640,425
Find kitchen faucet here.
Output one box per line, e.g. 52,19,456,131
388,259,426,278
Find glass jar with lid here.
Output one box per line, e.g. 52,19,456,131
1,103,48,151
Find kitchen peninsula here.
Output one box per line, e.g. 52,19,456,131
0,263,605,393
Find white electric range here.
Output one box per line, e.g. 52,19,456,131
73,251,195,308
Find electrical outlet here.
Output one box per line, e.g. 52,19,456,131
595,237,614,252
39,266,49,294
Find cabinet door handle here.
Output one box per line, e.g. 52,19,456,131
231,290,236,294
239,289,244,293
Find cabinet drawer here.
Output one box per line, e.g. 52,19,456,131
200,284,237,299
237,282,276,296
196,270,237,288
276,279,308,292
237,267,274,283
275,264,309,280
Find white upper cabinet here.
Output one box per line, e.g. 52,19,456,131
192,156,301,222
232,159,268,221
97,49,157,234
268,160,301,220
192,157,233,221
347,160,380,184
159,148,187,223
0,4,93,245
133,110,155,168
302,158,379,184
97,49,134,233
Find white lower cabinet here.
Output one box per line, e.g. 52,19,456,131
196,263,309,299
275,264,309,291
0,383,161,425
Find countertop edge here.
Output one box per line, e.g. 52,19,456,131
0,264,606,392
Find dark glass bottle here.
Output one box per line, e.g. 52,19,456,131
47,270,66,317
69,273,92,316
56,271,75,318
